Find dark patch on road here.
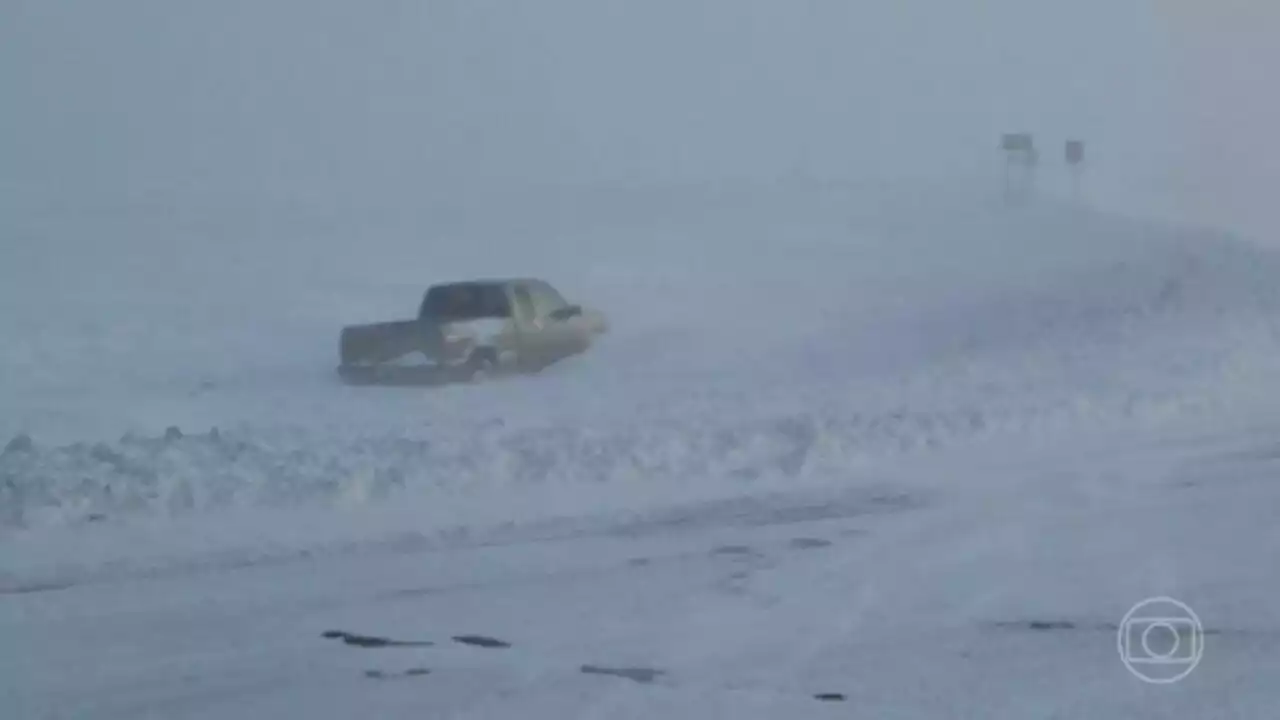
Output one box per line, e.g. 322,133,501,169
788,537,832,550
321,630,434,648
711,544,757,557
364,667,431,680
452,634,511,649
1027,620,1075,631
580,664,666,684
708,542,776,596
714,568,755,596
987,618,1232,638
0,579,76,595
1017,620,1077,632
987,620,1086,633
813,693,846,702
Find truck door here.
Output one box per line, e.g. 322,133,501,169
510,284,547,369
511,284,537,327
527,281,587,361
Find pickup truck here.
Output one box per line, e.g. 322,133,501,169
337,278,608,385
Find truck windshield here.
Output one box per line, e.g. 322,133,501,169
420,283,512,321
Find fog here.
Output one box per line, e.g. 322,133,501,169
1,1,1272,239
1160,0,1280,242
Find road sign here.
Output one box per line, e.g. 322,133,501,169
1066,140,1085,165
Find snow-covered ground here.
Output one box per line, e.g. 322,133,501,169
5,183,1280,718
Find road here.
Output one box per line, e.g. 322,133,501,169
6,426,1279,719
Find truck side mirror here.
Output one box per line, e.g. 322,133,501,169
549,305,582,321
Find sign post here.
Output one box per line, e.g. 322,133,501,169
1065,139,1085,203
1001,133,1037,205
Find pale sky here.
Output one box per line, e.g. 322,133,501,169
1,1,1275,241
1157,0,1280,240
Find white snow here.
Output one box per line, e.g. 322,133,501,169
5,183,1280,718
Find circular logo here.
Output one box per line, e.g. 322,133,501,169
1117,596,1204,684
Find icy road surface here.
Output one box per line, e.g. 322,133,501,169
5,184,1280,717
6,426,1280,719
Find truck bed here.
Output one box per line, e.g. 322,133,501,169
338,320,441,367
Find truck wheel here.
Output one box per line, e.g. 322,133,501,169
464,347,498,382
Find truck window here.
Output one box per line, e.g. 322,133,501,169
528,282,568,317
421,283,512,320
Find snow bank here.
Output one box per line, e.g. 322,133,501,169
0,403,1116,532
